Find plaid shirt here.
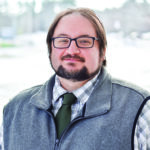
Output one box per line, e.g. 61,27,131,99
134,100,150,150
52,73,100,120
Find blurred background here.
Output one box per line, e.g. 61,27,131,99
0,0,150,145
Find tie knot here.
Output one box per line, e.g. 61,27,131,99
63,93,76,105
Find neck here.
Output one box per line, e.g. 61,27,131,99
58,77,91,92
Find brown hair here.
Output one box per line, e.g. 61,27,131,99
46,8,107,66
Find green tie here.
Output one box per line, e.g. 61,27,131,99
55,93,76,139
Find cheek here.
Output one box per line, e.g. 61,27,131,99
85,51,100,70
51,50,61,67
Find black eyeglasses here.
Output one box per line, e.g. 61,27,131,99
51,37,99,49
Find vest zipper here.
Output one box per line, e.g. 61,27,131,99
44,110,58,150
54,110,109,150
54,139,59,150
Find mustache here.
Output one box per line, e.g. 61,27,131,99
61,54,85,62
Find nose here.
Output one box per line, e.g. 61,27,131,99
66,40,80,54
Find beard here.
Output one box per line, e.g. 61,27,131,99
52,65,100,82
50,54,101,82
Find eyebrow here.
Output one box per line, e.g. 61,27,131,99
55,34,93,38
56,34,68,37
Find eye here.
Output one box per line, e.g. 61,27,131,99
78,38,92,45
58,38,69,43
80,40,90,43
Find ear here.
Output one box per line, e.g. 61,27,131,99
102,48,106,61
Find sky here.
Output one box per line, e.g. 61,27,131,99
1,0,150,14
76,0,127,11
0,0,128,14
0,0,43,13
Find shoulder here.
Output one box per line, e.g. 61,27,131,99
3,84,42,114
110,77,150,99
99,68,150,99
3,84,45,129
3,75,56,115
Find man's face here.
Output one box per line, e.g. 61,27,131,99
50,14,105,81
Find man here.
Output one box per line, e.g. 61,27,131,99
3,8,150,150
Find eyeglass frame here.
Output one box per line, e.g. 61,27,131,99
51,36,99,49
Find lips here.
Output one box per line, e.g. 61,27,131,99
64,58,82,62
61,54,85,62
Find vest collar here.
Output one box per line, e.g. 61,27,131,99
29,75,55,110
84,68,112,117
29,67,112,117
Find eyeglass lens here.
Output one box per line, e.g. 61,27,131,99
53,37,94,48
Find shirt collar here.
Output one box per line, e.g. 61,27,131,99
73,72,100,104
52,70,100,105
53,76,67,102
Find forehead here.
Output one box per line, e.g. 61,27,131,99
53,14,96,37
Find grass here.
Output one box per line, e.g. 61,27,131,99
0,42,16,48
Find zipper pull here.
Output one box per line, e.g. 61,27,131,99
55,139,59,148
